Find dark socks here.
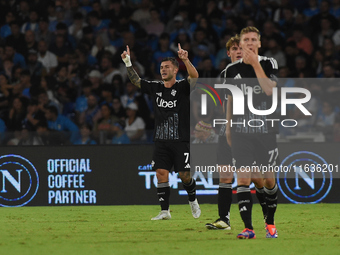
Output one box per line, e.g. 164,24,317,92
255,186,268,218
182,178,196,202
218,183,232,222
237,185,253,230
157,182,170,210
264,184,278,225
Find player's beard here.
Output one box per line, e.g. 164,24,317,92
162,73,174,81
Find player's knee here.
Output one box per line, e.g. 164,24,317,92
178,172,191,183
252,178,264,188
264,178,276,189
237,178,251,186
219,178,233,183
156,169,169,182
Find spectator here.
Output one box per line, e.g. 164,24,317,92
21,10,39,33
4,43,26,68
124,102,146,142
26,49,44,81
100,53,122,84
192,121,218,144
0,73,12,112
303,0,320,19
49,34,72,64
18,124,41,145
24,30,38,58
24,99,46,131
73,124,97,145
131,0,151,29
151,33,175,78
111,120,130,144
315,101,337,141
94,103,119,143
6,96,27,132
69,12,88,41
91,33,116,60
37,39,58,76
112,96,126,120
264,38,286,67
75,79,93,115
87,11,108,36
309,0,338,32
120,81,141,108
0,11,16,39
287,27,314,55
78,93,101,127
100,83,114,107
45,105,79,144
35,121,68,145
6,21,26,55
35,16,53,46
145,8,165,37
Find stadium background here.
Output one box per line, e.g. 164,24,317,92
0,0,339,207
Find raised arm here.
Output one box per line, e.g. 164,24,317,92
121,45,141,88
243,47,277,96
177,43,199,86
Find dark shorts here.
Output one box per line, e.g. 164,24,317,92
231,133,280,170
216,135,233,165
152,141,190,172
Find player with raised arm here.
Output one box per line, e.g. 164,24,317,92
206,35,268,231
225,27,279,239
121,44,200,220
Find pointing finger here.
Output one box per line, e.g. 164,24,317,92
178,43,182,51
127,45,130,55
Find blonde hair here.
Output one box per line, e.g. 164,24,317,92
240,26,261,40
226,35,240,51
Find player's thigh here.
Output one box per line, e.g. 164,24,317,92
172,142,190,175
231,134,255,171
255,134,280,168
152,142,174,172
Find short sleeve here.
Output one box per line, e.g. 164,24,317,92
140,79,161,95
265,58,278,83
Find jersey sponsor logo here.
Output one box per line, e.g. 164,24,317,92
240,84,265,95
156,98,177,108
171,89,177,96
156,92,162,97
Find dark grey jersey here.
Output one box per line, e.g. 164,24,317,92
223,56,279,135
141,79,191,142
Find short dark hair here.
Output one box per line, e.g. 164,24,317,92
161,57,179,68
46,105,58,116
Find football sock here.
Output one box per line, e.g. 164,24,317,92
157,182,170,211
264,184,278,225
237,185,253,230
218,183,232,222
255,186,267,218
182,178,196,202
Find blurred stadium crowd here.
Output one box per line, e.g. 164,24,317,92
0,0,339,145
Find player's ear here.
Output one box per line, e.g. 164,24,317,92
227,51,231,58
258,41,261,48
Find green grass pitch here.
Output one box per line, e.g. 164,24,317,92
1,204,339,255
